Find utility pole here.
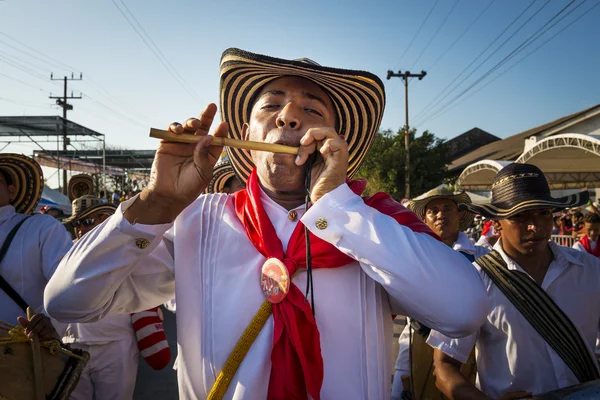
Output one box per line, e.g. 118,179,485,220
386,70,426,199
50,72,82,194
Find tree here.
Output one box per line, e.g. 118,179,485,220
355,127,453,199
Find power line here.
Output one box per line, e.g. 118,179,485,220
425,0,497,73
416,0,582,126
0,30,160,130
111,0,201,103
0,71,47,92
0,34,76,72
408,0,459,71
0,97,52,109
412,0,540,125
458,0,600,109
392,0,441,71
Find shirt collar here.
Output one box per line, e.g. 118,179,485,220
493,238,584,272
453,231,476,254
0,205,16,224
258,185,307,217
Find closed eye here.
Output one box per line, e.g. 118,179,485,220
261,104,280,110
305,108,323,116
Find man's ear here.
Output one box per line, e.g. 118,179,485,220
242,123,250,141
7,184,16,201
493,220,502,232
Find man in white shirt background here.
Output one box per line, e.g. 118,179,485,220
392,187,489,400
45,48,488,399
429,163,600,400
0,153,72,341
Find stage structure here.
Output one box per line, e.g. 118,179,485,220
0,115,106,193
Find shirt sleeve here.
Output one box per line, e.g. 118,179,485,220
426,329,478,364
44,198,176,323
301,183,489,338
572,241,585,252
35,215,73,281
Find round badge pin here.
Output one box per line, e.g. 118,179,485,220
260,258,290,304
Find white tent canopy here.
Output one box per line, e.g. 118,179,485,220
456,160,512,190
516,133,600,189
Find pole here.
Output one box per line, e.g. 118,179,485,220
62,77,68,194
404,77,410,198
50,72,82,195
386,70,427,199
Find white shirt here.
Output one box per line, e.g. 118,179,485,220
391,233,489,398
0,205,72,323
427,240,600,398
62,310,134,344
45,183,488,400
573,238,598,254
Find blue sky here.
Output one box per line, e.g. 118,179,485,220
1,0,599,184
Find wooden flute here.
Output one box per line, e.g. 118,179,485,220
149,128,299,155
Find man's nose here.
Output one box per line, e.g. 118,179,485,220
276,103,301,129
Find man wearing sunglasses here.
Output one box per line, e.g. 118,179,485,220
62,196,142,399
62,195,171,399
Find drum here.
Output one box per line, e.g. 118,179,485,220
0,321,90,400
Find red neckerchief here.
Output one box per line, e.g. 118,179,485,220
580,235,600,257
232,168,437,400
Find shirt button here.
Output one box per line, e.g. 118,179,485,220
288,210,298,222
315,217,328,230
135,238,150,249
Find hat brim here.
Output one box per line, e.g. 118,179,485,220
220,48,386,184
0,154,44,215
407,193,474,232
459,191,589,220
204,161,236,194
63,203,117,224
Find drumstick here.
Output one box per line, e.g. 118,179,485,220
27,307,45,400
149,128,299,155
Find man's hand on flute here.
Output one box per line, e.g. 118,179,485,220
295,127,349,204
124,103,228,225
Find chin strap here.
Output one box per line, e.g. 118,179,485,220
304,153,316,316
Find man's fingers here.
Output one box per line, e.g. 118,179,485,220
196,103,218,132
300,127,338,146
17,316,28,327
168,122,183,134
295,142,317,166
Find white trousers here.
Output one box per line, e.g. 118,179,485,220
69,335,139,400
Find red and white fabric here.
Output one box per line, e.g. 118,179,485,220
131,307,171,370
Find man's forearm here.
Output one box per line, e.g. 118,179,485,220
433,358,489,400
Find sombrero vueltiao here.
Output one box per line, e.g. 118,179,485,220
63,195,117,225
0,153,44,215
204,159,238,194
461,163,589,219
406,187,474,232
219,48,386,183
68,174,94,202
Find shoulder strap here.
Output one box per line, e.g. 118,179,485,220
0,216,31,312
476,250,600,383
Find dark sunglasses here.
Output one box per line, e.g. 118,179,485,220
72,217,96,228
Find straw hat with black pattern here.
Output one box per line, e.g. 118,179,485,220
68,174,94,202
407,187,474,232
203,159,238,194
219,48,386,184
63,195,117,225
461,163,589,219
0,153,44,215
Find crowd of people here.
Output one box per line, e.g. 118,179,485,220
1,48,600,400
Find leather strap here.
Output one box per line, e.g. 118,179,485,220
0,216,31,312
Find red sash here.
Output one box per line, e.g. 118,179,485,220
232,169,436,400
579,235,600,257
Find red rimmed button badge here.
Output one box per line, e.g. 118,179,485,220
260,258,290,304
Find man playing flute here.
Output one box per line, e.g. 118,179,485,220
45,48,488,400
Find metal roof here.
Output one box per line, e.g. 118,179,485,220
0,115,104,138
